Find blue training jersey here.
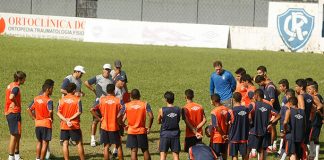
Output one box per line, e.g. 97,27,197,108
286,108,305,142
229,106,250,142
160,106,181,138
249,101,278,136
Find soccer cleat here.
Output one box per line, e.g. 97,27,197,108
249,152,257,158
90,139,96,147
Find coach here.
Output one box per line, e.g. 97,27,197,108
209,60,236,108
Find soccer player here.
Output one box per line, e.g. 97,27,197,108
57,83,85,160
61,65,85,97
240,74,256,107
277,89,295,159
90,84,124,160
235,67,247,96
182,89,206,152
247,89,280,160
27,82,54,160
228,92,250,160
283,96,307,160
158,91,181,160
307,81,323,159
295,79,313,148
210,93,230,159
5,71,26,160
111,59,128,91
118,89,154,160
210,60,236,108
255,75,280,152
277,79,289,156
256,65,270,81
278,79,289,106
84,64,114,147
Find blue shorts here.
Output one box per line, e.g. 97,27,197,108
126,134,148,149
184,136,202,152
247,134,271,151
6,113,21,135
229,142,247,156
36,127,52,141
100,130,121,145
211,143,228,156
159,137,180,153
60,129,82,142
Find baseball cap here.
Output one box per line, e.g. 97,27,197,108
114,60,122,68
116,75,126,82
103,64,112,70
74,65,86,73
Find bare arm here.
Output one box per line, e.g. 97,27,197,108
147,111,154,134
196,113,207,130
84,80,96,95
69,112,82,121
90,108,101,121
57,111,68,122
27,108,36,120
283,109,291,133
157,108,163,124
297,95,305,110
183,109,196,133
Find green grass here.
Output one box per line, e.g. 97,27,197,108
0,36,324,159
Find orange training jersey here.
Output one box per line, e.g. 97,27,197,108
242,85,256,107
183,102,205,137
4,82,21,115
58,94,82,130
210,106,230,143
29,95,53,128
236,82,247,99
124,100,151,134
94,95,122,131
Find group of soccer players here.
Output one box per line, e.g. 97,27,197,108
4,62,323,160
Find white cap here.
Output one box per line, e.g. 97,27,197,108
103,64,112,70
74,65,86,73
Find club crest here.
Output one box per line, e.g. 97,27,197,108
277,8,314,51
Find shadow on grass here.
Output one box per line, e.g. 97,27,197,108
50,152,104,159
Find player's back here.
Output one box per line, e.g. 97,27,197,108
184,102,204,137
250,101,275,136
99,95,122,131
229,106,250,142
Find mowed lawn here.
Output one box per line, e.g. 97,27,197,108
0,36,324,160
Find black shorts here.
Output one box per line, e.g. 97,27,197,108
229,142,247,156
184,136,202,152
159,137,180,153
309,127,321,142
35,127,52,141
247,134,271,151
100,130,121,145
211,143,228,156
60,129,82,142
6,113,21,135
285,140,304,159
126,134,148,149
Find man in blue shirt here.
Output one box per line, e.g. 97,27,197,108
210,61,236,108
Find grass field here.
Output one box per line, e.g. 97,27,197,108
0,36,324,160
